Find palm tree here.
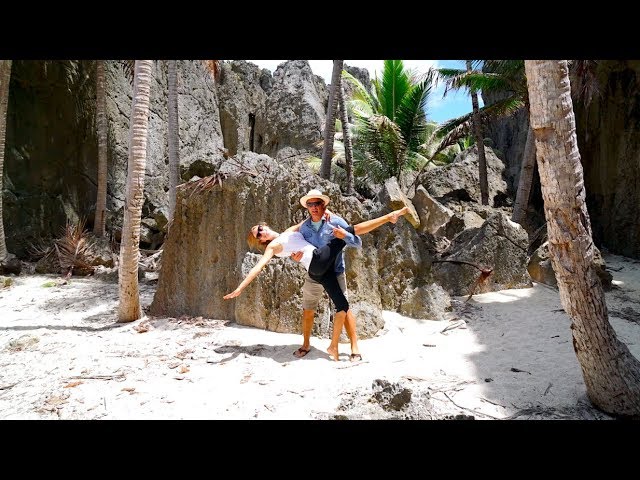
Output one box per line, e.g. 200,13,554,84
0,60,12,262
320,60,344,179
525,59,640,417
336,75,354,195
118,60,154,323
466,60,489,205
167,60,179,222
434,60,525,206
343,60,435,188
94,60,108,237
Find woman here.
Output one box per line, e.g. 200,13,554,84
223,206,409,360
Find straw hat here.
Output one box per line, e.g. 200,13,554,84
299,189,330,208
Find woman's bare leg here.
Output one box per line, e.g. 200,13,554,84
354,206,409,236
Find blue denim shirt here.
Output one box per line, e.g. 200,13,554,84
299,214,362,273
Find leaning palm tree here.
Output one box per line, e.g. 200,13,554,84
0,60,12,262
118,60,154,323
320,60,344,179
94,60,108,237
526,59,640,417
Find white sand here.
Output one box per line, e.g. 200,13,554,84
1,254,638,420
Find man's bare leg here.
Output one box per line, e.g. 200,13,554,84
294,309,315,357
354,206,409,236
327,310,347,361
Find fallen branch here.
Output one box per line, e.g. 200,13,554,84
432,259,493,300
510,367,532,375
480,397,506,408
68,374,125,381
440,320,466,334
442,392,499,419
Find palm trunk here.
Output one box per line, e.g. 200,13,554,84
525,59,640,416
94,60,108,237
511,123,536,225
337,77,354,195
0,60,12,261
118,60,154,323
320,60,343,179
467,60,489,205
167,60,179,222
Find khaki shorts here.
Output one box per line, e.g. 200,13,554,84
302,272,347,311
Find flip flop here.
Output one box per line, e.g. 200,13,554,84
350,353,362,362
293,347,311,358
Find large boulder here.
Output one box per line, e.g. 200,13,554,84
432,211,531,296
421,145,509,207
528,241,613,291
254,60,328,160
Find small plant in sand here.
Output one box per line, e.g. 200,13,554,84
29,218,96,276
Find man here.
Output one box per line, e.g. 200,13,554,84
290,189,363,360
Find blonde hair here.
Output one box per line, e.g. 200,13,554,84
246,222,269,253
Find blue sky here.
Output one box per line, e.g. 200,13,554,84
246,60,479,124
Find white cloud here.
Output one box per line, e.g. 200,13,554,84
245,60,437,84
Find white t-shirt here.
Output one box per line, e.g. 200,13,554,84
273,231,315,271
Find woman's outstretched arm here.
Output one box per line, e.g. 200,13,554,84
354,206,409,235
223,245,278,299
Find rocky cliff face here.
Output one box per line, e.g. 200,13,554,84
4,61,98,256
573,60,640,257
486,60,640,258
3,60,329,255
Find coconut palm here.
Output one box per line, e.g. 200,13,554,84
432,61,525,205
343,60,435,188
467,60,489,205
336,77,354,195
118,60,154,323
94,60,108,237
526,59,640,417
0,60,12,262
320,60,344,179
167,60,179,222
433,60,599,222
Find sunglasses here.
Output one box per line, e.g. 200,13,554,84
256,225,264,239
306,200,324,208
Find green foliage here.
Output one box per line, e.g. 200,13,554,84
428,60,527,160
342,61,436,185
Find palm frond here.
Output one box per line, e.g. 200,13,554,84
119,60,135,86
378,60,411,121
305,155,322,173
396,69,435,153
354,114,406,181
342,69,378,112
54,218,95,275
569,60,601,107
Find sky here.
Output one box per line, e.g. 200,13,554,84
245,60,478,124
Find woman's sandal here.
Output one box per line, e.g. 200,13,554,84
349,353,362,362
